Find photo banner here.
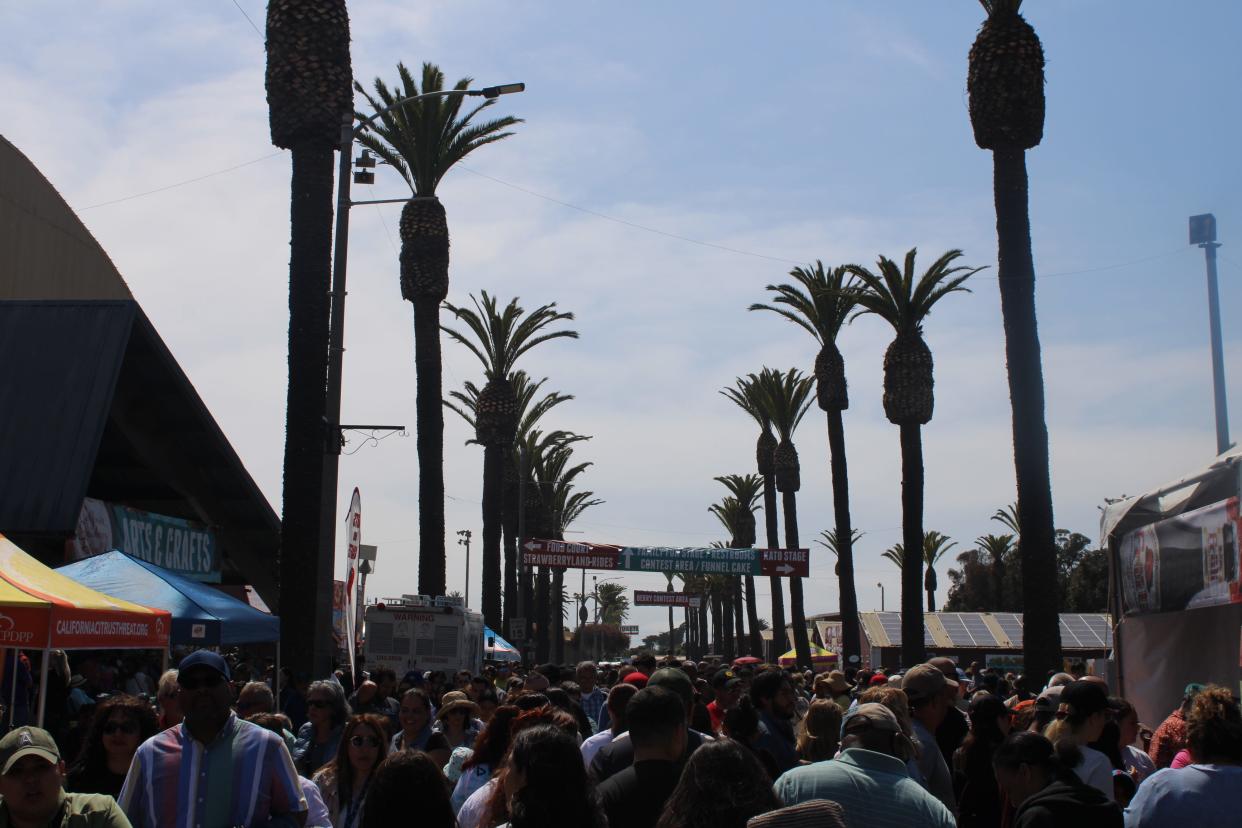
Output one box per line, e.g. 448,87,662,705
1119,496,1241,616
65,497,219,582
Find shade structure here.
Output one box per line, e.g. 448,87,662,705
483,626,520,662
732,656,763,667
0,535,169,649
56,550,278,646
777,644,838,671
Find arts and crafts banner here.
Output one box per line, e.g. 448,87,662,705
1119,496,1241,616
65,497,219,581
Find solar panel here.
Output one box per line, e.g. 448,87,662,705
1064,615,1100,647
1058,618,1083,648
1083,615,1113,647
994,613,1024,647
939,614,978,647
962,614,998,646
873,612,933,647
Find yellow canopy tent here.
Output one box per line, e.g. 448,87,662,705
777,643,838,671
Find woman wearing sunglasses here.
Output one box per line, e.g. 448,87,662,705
294,680,352,776
66,693,158,798
313,713,389,828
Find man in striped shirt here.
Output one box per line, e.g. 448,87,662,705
118,651,307,828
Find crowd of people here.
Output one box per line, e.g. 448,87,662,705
0,646,1240,827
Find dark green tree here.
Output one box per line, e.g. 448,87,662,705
714,474,765,656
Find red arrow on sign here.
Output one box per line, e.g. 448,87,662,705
758,548,810,578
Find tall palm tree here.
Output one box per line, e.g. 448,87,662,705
446,371,573,637
755,368,816,669
596,582,629,625
751,262,864,666
968,0,1061,682
707,498,751,656
540,441,601,664
356,63,521,598
441,293,577,628
922,531,958,612
265,0,352,677
816,529,865,577
846,249,982,666
714,474,765,655
976,533,1016,610
721,375,786,656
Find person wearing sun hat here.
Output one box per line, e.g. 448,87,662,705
432,690,484,751
0,726,132,827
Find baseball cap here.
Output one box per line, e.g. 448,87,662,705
1058,680,1110,718
868,673,888,686
711,669,742,690
841,702,904,735
622,671,649,688
0,727,60,775
903,663,956,703
1184,682,1206,698
178,650,231,680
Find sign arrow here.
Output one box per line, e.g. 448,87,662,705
776,564,795,575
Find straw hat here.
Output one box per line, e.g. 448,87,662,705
436,691,480,720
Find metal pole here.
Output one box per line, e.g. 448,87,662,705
877,582,885,612
35,650,48,728
1201,241,1231,454
517,447,528,663
667,580,675,657
593,576,601,663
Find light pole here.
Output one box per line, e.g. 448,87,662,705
877,582,885,612
1190,214,1231,454
457,530,473,607
317,82,524,663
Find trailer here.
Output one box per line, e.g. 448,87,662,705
364,595,484,677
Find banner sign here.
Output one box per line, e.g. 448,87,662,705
66,497,219,582
344,489,362,676
332,580,348,654
620,624,640,635
634,590,703,608
1119,496,1241,616
521,539,809,577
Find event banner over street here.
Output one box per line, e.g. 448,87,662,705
521,539,809,577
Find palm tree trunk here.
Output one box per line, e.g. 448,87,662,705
721,585,736,661
710,592,722,655
481,444,503,628
927,585,936,613
744,575,762,657
899,423,926,666
501,452,518,639
413,299,446,596
535,566,550,663
732,577,747,655
762,474,785,660
782,490,813,669
279,146,334,678
994,146,1062,681
826,409,861,668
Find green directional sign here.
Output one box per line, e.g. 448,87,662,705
521,539,809,577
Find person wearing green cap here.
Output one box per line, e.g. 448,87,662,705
0,726,132,827
1148,683,1205,769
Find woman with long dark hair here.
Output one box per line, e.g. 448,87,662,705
312,713,388,828
66,693,158,798
992,731,1121,828
451,705,519,814
499,724,606,828
655,738,781,828
361,750,454,828
294,680,352,776
953,693,1011,828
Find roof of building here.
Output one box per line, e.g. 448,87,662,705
0,300,279,602
858,611,1112,651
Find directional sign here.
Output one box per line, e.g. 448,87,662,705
634,590,704,608
521,539,809,577
620,625,640,635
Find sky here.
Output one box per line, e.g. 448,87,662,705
3,1,1240,643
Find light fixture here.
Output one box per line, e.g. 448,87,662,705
479,82,526,99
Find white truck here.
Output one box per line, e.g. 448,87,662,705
363,595,484,677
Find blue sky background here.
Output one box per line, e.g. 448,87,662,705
2,1,1239,642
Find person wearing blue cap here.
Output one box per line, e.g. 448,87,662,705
117,650,309,827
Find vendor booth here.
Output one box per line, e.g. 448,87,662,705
778,644,837,671
57,550,279,646
483,626,520,663
0,535,170,725
1101,445,1242,726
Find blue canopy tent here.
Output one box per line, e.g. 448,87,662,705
56,550,279,645
483,626,520,662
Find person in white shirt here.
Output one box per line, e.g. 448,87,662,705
580,683,638,768
1043,679,1116,800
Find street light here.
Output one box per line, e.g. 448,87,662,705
457,530,472,607
877,582,885,612
318,82,525,643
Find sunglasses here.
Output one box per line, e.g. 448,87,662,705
307,699,331,709
349,735,381,748
178,673,225,691
103,720,138,735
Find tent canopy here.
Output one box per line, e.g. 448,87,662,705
483,626,520,662
778,644,838,668
56,550,278,646
0,535,169,649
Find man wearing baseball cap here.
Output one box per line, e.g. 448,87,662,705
903,663,958,814
0,726,131,827
706,669,742,734
773,703,955,827
117,651,307,827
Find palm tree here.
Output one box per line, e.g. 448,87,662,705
540,440,601,664
751,262,864,666
441,293,578,629
755,368,816,669
976,533,1016,609
816,529,865,577
882,543,907,571
846,249,982,666
968,0,1061,683
596,581,629,625
265,0,352,676
721,375,786,656
356,63,521,598
714,474,765,655
922,531,958,612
